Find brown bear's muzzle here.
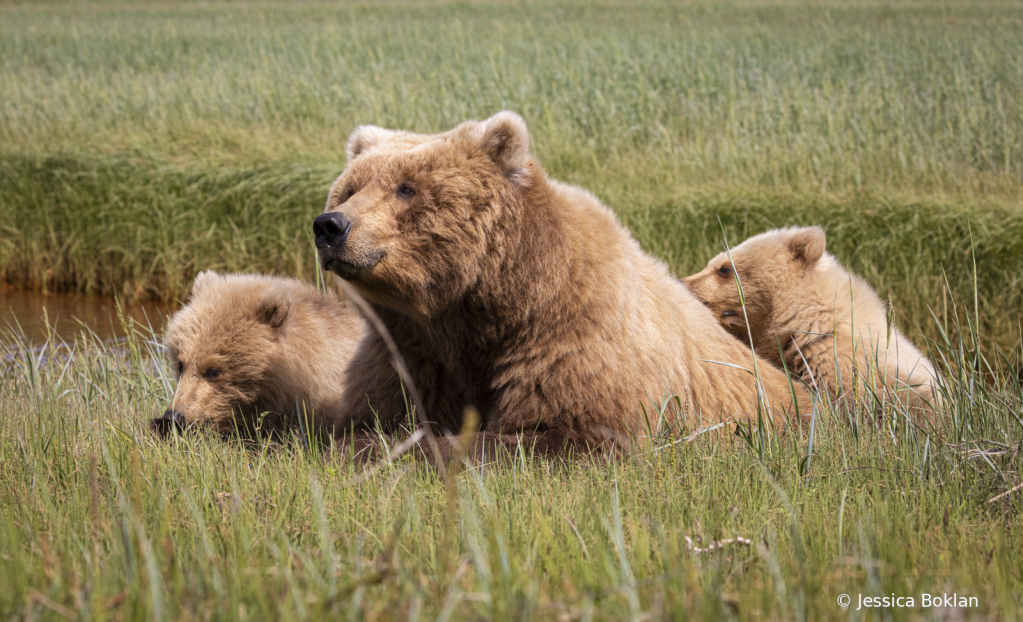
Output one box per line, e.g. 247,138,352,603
314,211,385,280
314,211,364,278
680,276,706,300
313,212,352,251
151,409,186,439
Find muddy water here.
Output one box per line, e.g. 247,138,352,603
0,290,172,345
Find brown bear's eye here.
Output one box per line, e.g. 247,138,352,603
176,361,184,375
204,368,220,380
717,265,733,277
397,183,415,198
341,187,355,203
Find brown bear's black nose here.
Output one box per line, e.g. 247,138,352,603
313,212,352,250
151,410,186,438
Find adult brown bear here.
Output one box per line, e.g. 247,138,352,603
313,111,808,459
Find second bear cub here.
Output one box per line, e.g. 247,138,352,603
683,226,939,415
153,272,365,437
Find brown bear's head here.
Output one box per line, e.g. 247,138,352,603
681,226,827,343
314,111,535,317
154,271,300,437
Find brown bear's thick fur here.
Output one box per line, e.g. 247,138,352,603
682,227,940,416
156,272,364,437
315,111,809,458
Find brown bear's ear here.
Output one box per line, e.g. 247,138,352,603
478,111,531,185
346,125,398,163
255,293,290,330
787,226,826,266
190,270,218,299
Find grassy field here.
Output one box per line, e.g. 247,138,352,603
2,0,1023,620
2,307,1022,620
2,0,1023,348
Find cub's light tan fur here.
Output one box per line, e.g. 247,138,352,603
160,272,364,435
316,111,809,458
682,226,939,415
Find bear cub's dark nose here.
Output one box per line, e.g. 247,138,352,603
313,212,352,250
151,409,186,438
164,409,185,424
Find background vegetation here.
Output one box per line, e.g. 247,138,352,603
2,0,1023,345
1,0,1021,620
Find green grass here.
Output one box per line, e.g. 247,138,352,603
2,1,1023,619
1,306,1021,620
3,0,1022,194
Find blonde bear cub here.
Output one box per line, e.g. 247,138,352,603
153,272,365,437
683,226,940,417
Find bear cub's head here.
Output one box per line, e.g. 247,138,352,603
682,226,827,343
154,271,305,438
313,111,534,317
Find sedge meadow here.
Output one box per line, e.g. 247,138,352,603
1,1,1021,620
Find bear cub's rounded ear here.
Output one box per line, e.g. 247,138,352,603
346,125,398,163
478,111,531,185
255,293,290,330
787,226,826,266
190,270,219,299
